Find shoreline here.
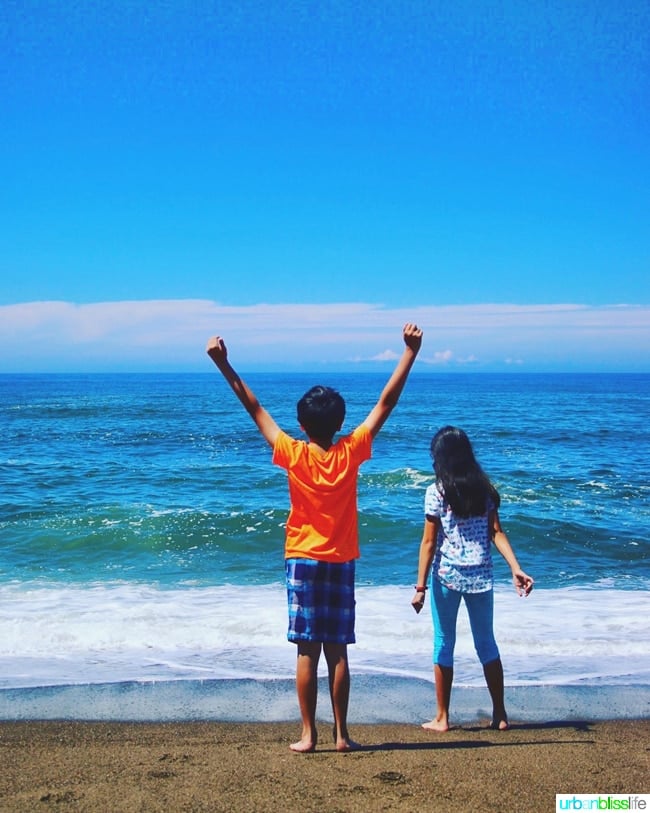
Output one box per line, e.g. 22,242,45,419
1,676,649,724
1,719,648,812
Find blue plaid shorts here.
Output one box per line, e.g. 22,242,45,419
285,558,356,644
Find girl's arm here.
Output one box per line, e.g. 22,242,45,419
411,516,439,613
490,509,534,596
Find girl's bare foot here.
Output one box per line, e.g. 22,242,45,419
490,718,510,731
422,718,450,732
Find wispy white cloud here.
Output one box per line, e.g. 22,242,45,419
369,350,400,362
0,300,648,372
428,350,454,365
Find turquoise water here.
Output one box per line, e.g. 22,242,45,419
1,372,649,719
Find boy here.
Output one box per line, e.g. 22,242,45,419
206,323,423,752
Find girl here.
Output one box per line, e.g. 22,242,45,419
412,425,533,731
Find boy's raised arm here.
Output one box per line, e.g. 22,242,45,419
362,323,423,438
206,336,281,448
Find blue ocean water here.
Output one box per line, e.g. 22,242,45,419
1,372,649,721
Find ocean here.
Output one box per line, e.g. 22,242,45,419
1,372,648,723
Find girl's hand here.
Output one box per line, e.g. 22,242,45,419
513,570,534,597
411,590,426,613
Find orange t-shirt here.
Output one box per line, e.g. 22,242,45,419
272,425,372,562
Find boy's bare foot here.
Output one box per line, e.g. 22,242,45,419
332,726,361,752
422,718,450,732
335,738,361,752
289,736,317,753
490,718,510,731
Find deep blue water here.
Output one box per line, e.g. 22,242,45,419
0,372,648,703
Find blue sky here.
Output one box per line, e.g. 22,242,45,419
2,0,649,372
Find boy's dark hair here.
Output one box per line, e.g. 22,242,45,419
297,385,345,440
431,425,500,518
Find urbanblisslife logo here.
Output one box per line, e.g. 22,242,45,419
556,796,648,811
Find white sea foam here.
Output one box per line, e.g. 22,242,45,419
0,582,648,691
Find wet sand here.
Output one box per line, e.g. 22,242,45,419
1,719,648,812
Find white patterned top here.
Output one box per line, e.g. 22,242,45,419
424,483,494,593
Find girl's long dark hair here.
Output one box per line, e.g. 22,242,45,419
430,426,500,518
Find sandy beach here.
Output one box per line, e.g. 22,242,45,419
1,719,648,812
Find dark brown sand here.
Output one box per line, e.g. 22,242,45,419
0,719,648,812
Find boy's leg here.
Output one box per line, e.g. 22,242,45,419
323,643,359,752
292,641,321,752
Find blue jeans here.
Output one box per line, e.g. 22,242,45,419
431,580,500,667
